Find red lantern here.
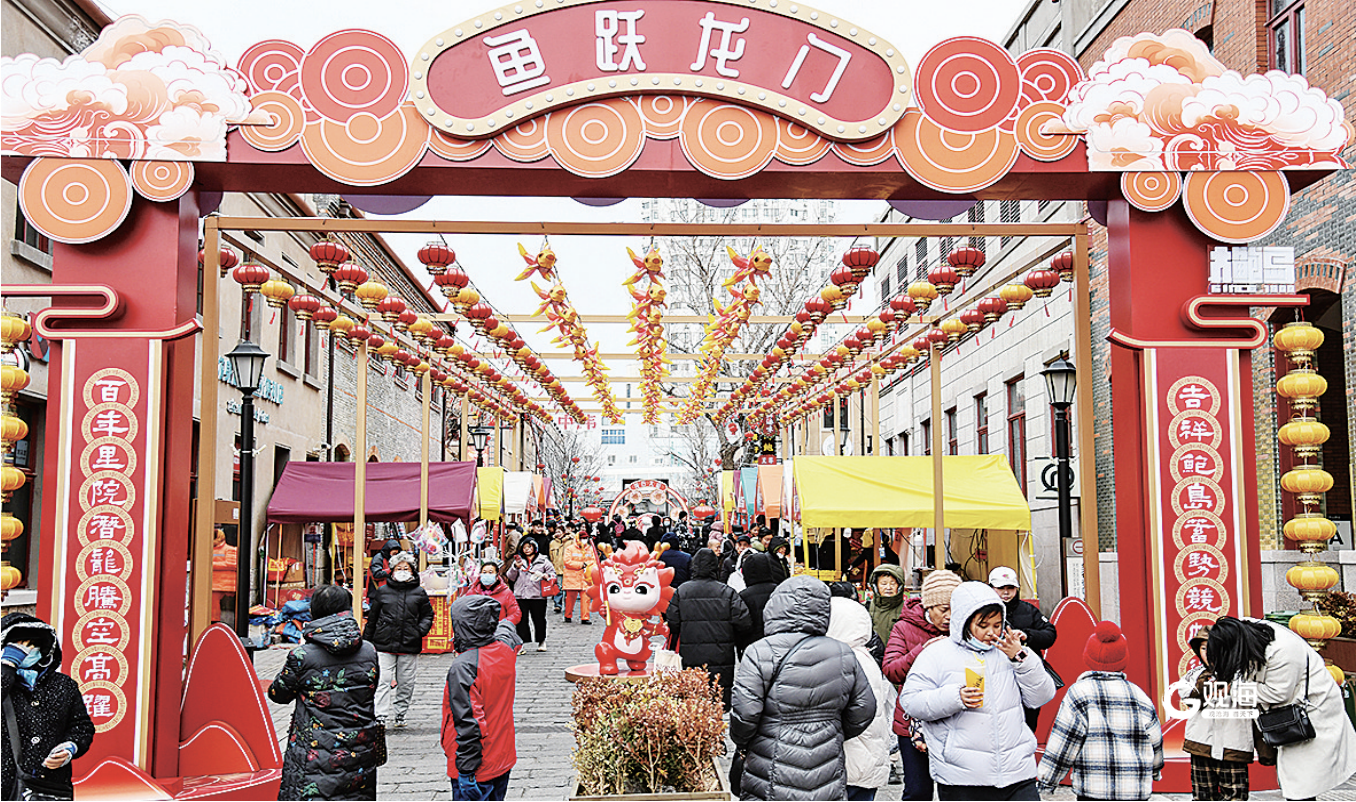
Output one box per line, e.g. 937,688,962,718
947,245,986,278
794,310,813,326
744,431,756,442
805,297,832,322
433,271,463,298
959,308,986,333
231,262,270,294
376,295,406,324
878,309,897,329
977,296,1009,323
1051,251,1075,283
333,263,369,293
580,506,604,523
830,264,858,289
312,306,338,330
396,309,419,332
927,264,959,296
417,241,456,276
844,335,863,354
1024,269,1060,298
309,239,349,277
347,322,371,343
394,349,411,366
926,327,948,346
465,302,493,322
693,503,716,520
288,294,322,321
366,334,385,351
200,245,239,277
890,294,918,317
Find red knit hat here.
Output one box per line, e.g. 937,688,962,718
1084,620,1128,672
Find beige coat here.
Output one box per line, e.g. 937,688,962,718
1253,621,1356,799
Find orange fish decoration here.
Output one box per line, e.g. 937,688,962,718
516,242,557,282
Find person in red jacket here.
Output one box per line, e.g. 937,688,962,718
460,558,522,625
883,569,961,802
442,595,523,801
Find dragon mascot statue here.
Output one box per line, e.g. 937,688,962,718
584,541,675,674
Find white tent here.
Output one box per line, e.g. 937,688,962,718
503,471,538,516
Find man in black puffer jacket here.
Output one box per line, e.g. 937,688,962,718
363,552,434,728
2,613,95,801
666,549,751,709
737,552,780,656
732,577,877,801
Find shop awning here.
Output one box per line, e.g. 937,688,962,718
503,472,537,516
740,467,759,518
265,461,478,525
477,467,505,522
790,455,1032,530
757,464,783,519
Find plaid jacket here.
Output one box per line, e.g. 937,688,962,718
1037,671,1165,800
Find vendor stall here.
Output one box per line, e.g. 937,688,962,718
476,466,505,522
789,455,1035,593
503,471,539,519
756,464,783,521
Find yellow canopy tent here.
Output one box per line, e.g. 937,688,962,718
757,464,783,519
476,466,505,522
720,470,736,527
790,455,1031,530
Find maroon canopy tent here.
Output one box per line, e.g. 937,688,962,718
266,461,478,525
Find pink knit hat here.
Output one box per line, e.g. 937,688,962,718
921,569,962,609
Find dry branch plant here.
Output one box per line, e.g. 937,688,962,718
572,669,726,796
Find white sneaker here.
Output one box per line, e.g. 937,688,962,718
536,643,547,652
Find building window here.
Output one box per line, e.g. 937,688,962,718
607,454,617,466
1006,376,1027,495
303,320,319,378
629,454,638,464
921,419,931,456
278,304,294,365
881,274,892,298
601,428,625,445
1270,0,1305,74
14,208,52,255
838,398,849,432
1000,201,1020,248
823,403,834,430
240,292,263,342
914,239,927,267
946,407,958,455
966,204,986,253
896,255,909,283
975,392,989,454
901,431,910,456
939,236,954,261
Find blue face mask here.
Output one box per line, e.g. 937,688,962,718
16,646,43,689
965,634,997,652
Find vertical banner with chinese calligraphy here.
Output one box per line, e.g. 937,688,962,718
1143,347,1251,703
49,337,165,769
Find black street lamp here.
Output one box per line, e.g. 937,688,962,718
469,424,492,467
226,339,270,639
1041,356,1077,543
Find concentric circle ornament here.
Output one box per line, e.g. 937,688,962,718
545,99,646,179
1122,171,1183,212
427,129,492,161
635,96,689,139
19,158,133,245
896,110,1019,193
679,102,778,181
1013,101,1078,162
775,119,833,166
300,29,408,123
1015,48,1085,105
240,91,307,152
300,101,430,187
914,37,1022,134
238,39,305,95
832,131,896,167
129,160,194,202
492,118,552,162
1183,171,1291,244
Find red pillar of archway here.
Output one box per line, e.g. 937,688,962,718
37,194,201,776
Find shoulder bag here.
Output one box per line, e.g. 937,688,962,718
730,636,814,796
1254,653,1316,747
4,693,67,802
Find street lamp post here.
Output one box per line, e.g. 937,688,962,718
1041,356,1077,543
226,339,270,640
469,424,492,467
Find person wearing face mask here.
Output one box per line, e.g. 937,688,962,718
2,613,95,802
884,568,960,800
988,566,1058,735
362,552,435,728
900,582,1056,801
504,538,557,652
462,559,522,626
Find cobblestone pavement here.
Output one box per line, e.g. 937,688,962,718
255,605,1356,800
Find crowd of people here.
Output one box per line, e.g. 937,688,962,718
6,516,1356,802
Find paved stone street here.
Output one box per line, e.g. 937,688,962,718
255,605,1356,801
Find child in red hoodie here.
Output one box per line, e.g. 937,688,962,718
443,595,523,801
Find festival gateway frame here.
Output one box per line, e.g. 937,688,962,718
0,0,1348,790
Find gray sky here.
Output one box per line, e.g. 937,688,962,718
92,0,1026,405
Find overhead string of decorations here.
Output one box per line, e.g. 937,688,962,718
519,241,623,424
623,244,669,425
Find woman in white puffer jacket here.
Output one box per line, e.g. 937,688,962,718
827,596,893,799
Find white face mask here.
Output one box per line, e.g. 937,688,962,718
480,573,496,586
393,570,414,583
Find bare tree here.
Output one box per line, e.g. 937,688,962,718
535,424,606,518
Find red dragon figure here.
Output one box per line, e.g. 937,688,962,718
584,541,675,674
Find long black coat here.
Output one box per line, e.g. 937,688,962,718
737,553,780,650
363,574,434,654
731,577,877,801
269,613,382,801
1,614,95,800
665,550,751,705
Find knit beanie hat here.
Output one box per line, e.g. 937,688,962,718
921,569,962,609
1085,620,1128,672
